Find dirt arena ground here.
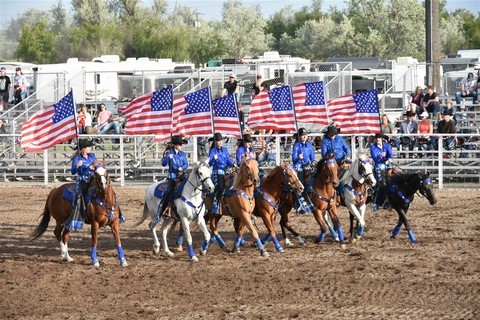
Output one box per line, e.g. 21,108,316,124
0,185,479,319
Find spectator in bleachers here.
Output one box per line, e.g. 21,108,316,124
399,111,418,157
455,72,478,105
0,67,11,112
13,67,29,105
250,74,269,101
441,100,457,124
422,85,440,119
436,108,457,154
264,137,277,166
380,114,401,150
417,111,434,158
408,86,424,116
221,73,239,101
78,105,98,134
252,130,267,165
97,104,114,134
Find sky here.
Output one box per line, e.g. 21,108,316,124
0,0,478,25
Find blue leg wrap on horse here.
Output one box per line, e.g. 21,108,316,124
262,235,272,244
328,226,338,239
337,227,345,241
392,225,401,238
209,232,217,244
215,234,227,248
272,237,283,251
316,232,326,242
188,244,195,258
202,240,209,251
234,236,242,248
108,212,114,221
240,237,246,247
356,226,364,236
408,230,417,243
116,245,125,259
176,232,184,246
91,247,98,264
255,238,265,250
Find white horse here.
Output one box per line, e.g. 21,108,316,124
339,154,376,242
133,161,215,262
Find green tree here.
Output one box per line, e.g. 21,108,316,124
15,20,57,63
188,21,227,67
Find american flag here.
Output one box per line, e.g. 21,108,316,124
124,86,173,139
248,85,297,132
212,94,242,138
292,81,329,125
172,87,213,137
327,90,381,134
21,91,77,152
119,91,153,121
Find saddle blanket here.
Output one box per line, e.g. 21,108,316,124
153,179,187,200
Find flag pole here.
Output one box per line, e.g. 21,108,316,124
288,85,299,133
209,86,216,135
70,89,80,151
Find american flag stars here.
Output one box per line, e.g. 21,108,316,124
213,94,237,118
151,87,173,111
52,91,75,124
184,87,211,114
354,90,379,113
305,82,325,106
270,86,293,111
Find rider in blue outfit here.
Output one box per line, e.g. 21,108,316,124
66,139,97,231
292,128,316,214
370,133,394,213
321,125,351,166
236,133,256,166
160,135,189,218
208,132,234,214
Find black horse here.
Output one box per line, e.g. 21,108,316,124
386,171,437,243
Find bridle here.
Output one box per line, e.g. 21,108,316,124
241,159,257,187
322,158,338,185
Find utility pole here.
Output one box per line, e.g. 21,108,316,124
194,11,203,32
426,0,442,93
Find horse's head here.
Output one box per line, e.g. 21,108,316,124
418,172,437,205
356,154,376,187
92,161,109,191
280,162,304,193
194,161,215,193
320,154,339,187
241,158,260,188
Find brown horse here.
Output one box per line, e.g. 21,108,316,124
276,154,343,248
205,158,266,256
30,162,127,267
253,163,304,253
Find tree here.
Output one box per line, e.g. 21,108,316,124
15,21,57,63
188,21,227,67
220,0,268,59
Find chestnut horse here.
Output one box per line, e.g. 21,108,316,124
253,163,304,253
30,162,127,267
276,154,342,248
204,158,265,256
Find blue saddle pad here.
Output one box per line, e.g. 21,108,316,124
153,179,188,200
224,189,234,198
62,183,76,203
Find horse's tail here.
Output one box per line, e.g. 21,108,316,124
30,192,52,241
131,201,149,228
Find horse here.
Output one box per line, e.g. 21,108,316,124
133,161,215,262
204,158,265,256
387,171,437,243
338,154,377,242
30,162,127,267
276,154,341,248
253,163,304,253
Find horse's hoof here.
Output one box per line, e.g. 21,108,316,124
355,235,362,240
390,235,397,240
350,237,357,244
164,251,175,258
200,249,207,256
261,250,270,257
276,246,285,253
153,246,160,255
190,256,199,263
334,237,340,242
62,256,74,262
120,258,128,267
93,261,100,267
176,245,183,252
340,243,346,250
231,246,240,253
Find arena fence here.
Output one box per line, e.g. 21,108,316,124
1,133,478,189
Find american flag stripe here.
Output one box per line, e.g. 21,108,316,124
292,82,329,125
21,91,77,152
327,90,381,134
172,87,213,137
248,86,296,132
119,92,153,121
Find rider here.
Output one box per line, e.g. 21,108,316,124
292,128,316,214
65,139,97,231
159,135,189,218
370,133,394,214
321,124,351,177
236,133,256,166
208,132,235,215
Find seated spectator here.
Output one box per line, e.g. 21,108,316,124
417,111,434,157
78,105,97,134
441,100,457,124
380,113,401,150
422,85,440,119
436,108,456,152
264,137,277,167
399,111,418,157
455,72,478,105
252,131,267,165
409,86,425,116
97,104,113,134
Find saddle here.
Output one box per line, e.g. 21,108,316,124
386,167,403,184
153,177,187,200
62,183,95,204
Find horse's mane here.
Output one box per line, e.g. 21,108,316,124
262,165,283,184
315,158,326,172
232,159,256,189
